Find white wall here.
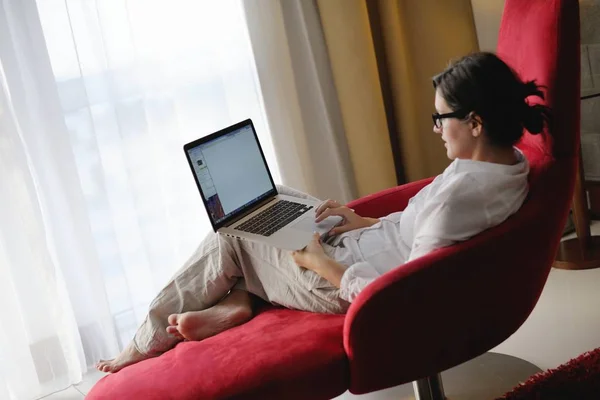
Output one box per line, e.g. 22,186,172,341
470,0,505,52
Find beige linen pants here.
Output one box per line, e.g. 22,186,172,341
133,185,351,356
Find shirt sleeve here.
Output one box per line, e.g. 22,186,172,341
408,175,488,262
339,261,381,303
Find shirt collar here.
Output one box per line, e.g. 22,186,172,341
450,147,529,175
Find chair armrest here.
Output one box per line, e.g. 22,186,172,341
346,178,434,218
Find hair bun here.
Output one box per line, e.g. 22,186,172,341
522,103,549,135
522,80,544,100
519,80,550,135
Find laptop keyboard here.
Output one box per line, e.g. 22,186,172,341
235,200,313,237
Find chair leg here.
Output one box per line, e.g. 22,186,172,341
412,374,446,400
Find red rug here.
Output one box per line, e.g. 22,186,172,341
498,347,600,399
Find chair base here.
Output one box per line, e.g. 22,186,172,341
553,236,600,270
413,374,445,400
338,352,542,399
414,352,541,400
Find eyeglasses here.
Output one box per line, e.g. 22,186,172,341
432,110,469,129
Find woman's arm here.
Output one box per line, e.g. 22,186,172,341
291,234,381,302
291,234,348,288
311,258,347,288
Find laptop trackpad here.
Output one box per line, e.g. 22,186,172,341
290,214,342,233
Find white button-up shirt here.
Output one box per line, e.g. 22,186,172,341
335,148,530,303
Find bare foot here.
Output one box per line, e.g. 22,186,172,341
166,290,253,341
95,341,151,373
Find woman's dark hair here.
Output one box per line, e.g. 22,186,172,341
432,52,551,147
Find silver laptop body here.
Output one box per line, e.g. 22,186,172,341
184,119,341,251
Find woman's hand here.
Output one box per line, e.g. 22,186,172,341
291,233,347,287
315,199,379,236
291,233,330,272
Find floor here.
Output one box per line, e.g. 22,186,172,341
37,370,104,399
42,222,600,399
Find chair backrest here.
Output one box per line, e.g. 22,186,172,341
497,0,580,177
494,0,580,324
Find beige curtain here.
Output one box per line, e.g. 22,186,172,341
243,0,359,203
317,0,480,184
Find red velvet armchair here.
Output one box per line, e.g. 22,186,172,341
87,0,579,398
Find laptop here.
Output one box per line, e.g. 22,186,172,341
183,119,342,251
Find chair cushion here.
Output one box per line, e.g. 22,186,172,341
87,306,348,400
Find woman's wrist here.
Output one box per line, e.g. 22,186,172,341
314,258,347,288
363,217,381,227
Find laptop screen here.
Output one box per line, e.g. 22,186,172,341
185,121,276,227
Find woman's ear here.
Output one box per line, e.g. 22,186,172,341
468,112,483,138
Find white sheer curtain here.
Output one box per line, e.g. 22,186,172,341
0,0,276,398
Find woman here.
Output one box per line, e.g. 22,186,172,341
96,52,550,373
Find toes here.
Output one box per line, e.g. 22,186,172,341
95,359,117,373
166,326,179,335
166,326,184,339
168,314,179,326
173,328,185,339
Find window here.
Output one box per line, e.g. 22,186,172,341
36,0,279,349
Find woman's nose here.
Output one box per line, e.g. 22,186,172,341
433,124,442,134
